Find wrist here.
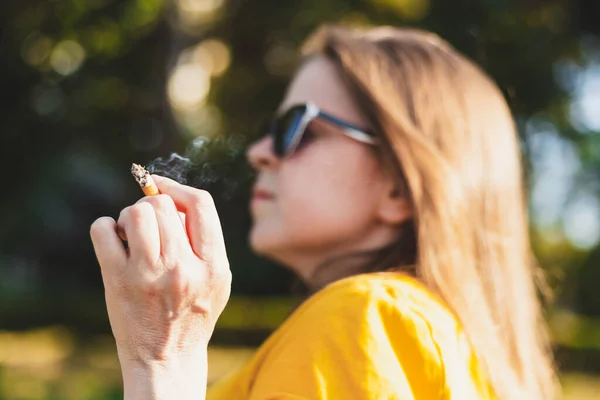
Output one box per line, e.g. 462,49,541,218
120,350,208,400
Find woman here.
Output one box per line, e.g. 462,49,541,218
90,24,559,399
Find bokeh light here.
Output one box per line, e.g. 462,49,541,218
50,40,86,76
569,65,600,132
178,104,223,137
528,118,580,227
176,0,224,29
192,39,231,77
86,19,123,57
167,63,211,111
31,84,65,117
564,194,600,250
21,32,54,67
168,39,231,137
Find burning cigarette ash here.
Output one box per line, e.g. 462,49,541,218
131,163,159,196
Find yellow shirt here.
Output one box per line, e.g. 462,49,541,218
207,272,494,400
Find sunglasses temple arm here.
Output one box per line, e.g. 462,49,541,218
317,112,377,144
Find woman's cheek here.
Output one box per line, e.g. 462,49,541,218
281,188,346,240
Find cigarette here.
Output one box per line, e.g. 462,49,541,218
131,163,159,196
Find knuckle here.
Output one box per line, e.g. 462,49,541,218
192,189,214,208
212,268,232,305
217,269,232,291
137,249,158,265
145,194,167,206
221,268,233,286
154,194,176,211
209,262,232,285
90,216,113,236
128,203,153,222
169,268,189,292
118,205,132,222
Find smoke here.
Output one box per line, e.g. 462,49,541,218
145,135,252,200
147,153,194,184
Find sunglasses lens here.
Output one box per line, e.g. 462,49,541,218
273,106,306,157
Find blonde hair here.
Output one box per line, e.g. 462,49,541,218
302,25,558,400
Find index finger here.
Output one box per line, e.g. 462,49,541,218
151,175,225,260
90,217,127,275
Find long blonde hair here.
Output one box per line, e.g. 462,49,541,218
302,25,558,400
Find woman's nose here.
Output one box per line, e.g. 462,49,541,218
247,135,280,171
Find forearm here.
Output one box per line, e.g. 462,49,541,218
120,351,208,400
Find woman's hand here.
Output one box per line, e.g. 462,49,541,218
90,175,231,398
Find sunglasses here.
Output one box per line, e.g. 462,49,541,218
265,102,377,157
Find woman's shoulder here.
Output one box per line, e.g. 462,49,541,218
255,271,456,398
208,273,487,400
274,271,462,361
302,271,458,327
317,270,435,299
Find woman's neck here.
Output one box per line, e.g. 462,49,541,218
287,220,417,291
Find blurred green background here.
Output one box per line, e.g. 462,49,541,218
1,0,600,398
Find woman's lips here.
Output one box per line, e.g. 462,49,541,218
252,188,275,201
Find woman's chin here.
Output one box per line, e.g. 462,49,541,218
250,223,296,263
249,224,278,256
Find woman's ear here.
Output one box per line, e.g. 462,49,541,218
377,181,412,225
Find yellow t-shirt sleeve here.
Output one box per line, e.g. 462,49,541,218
246,277,445,400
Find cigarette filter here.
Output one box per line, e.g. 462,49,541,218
131,163,159,196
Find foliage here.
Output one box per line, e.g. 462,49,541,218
1,0,600,327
